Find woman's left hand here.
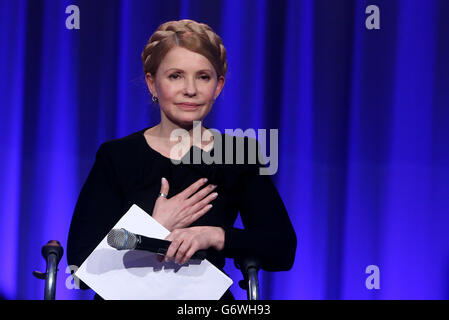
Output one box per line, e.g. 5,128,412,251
162,226,225,265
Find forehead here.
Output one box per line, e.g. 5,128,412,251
158,46,215,73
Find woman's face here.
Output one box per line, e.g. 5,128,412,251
146,46,225,128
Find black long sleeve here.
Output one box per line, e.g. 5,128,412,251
221,160,297,271
67,143,125,274
67,129,297,283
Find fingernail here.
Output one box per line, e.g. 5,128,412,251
162,177,167,182
213,192,218,198
211,184,217,189
203,178,208,183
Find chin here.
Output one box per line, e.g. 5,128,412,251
170,114,205,128
173,111,208,124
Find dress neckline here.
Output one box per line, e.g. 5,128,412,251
138,126,215,162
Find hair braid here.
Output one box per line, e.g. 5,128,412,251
141,19,227,78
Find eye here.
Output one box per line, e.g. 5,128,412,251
169,73,181,80
199,74,211,81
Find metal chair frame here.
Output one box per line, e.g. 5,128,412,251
33,240,64,300
235,257,261,300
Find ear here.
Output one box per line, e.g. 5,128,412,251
145,73,157,96
213,76,226,100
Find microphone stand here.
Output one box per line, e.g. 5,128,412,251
236,256,261,300
33,240,64,300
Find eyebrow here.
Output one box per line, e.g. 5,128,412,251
164,68,213,74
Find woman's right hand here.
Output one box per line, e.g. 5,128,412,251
151,177,218,231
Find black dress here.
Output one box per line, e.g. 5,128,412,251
67,127,297,299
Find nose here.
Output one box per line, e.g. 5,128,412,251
183,77,197,97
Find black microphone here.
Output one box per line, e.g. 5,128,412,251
107,228,207,260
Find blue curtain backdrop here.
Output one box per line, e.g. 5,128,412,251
0,0,448,300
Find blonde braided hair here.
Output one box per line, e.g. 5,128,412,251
141,19,227,79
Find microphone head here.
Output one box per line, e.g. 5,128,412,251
107,228,138,250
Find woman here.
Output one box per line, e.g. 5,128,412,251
67,19,296,300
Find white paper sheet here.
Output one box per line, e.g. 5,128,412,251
75,204,233,300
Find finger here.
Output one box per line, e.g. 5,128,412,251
177,178,208,200
165,231,182,261
181,236,202,265
175,240,191,264
189,192,218,213
181,247,199,265
185,183,217,206
160,177,169,197
165,240,181,262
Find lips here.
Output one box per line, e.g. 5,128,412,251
175,102,202,109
